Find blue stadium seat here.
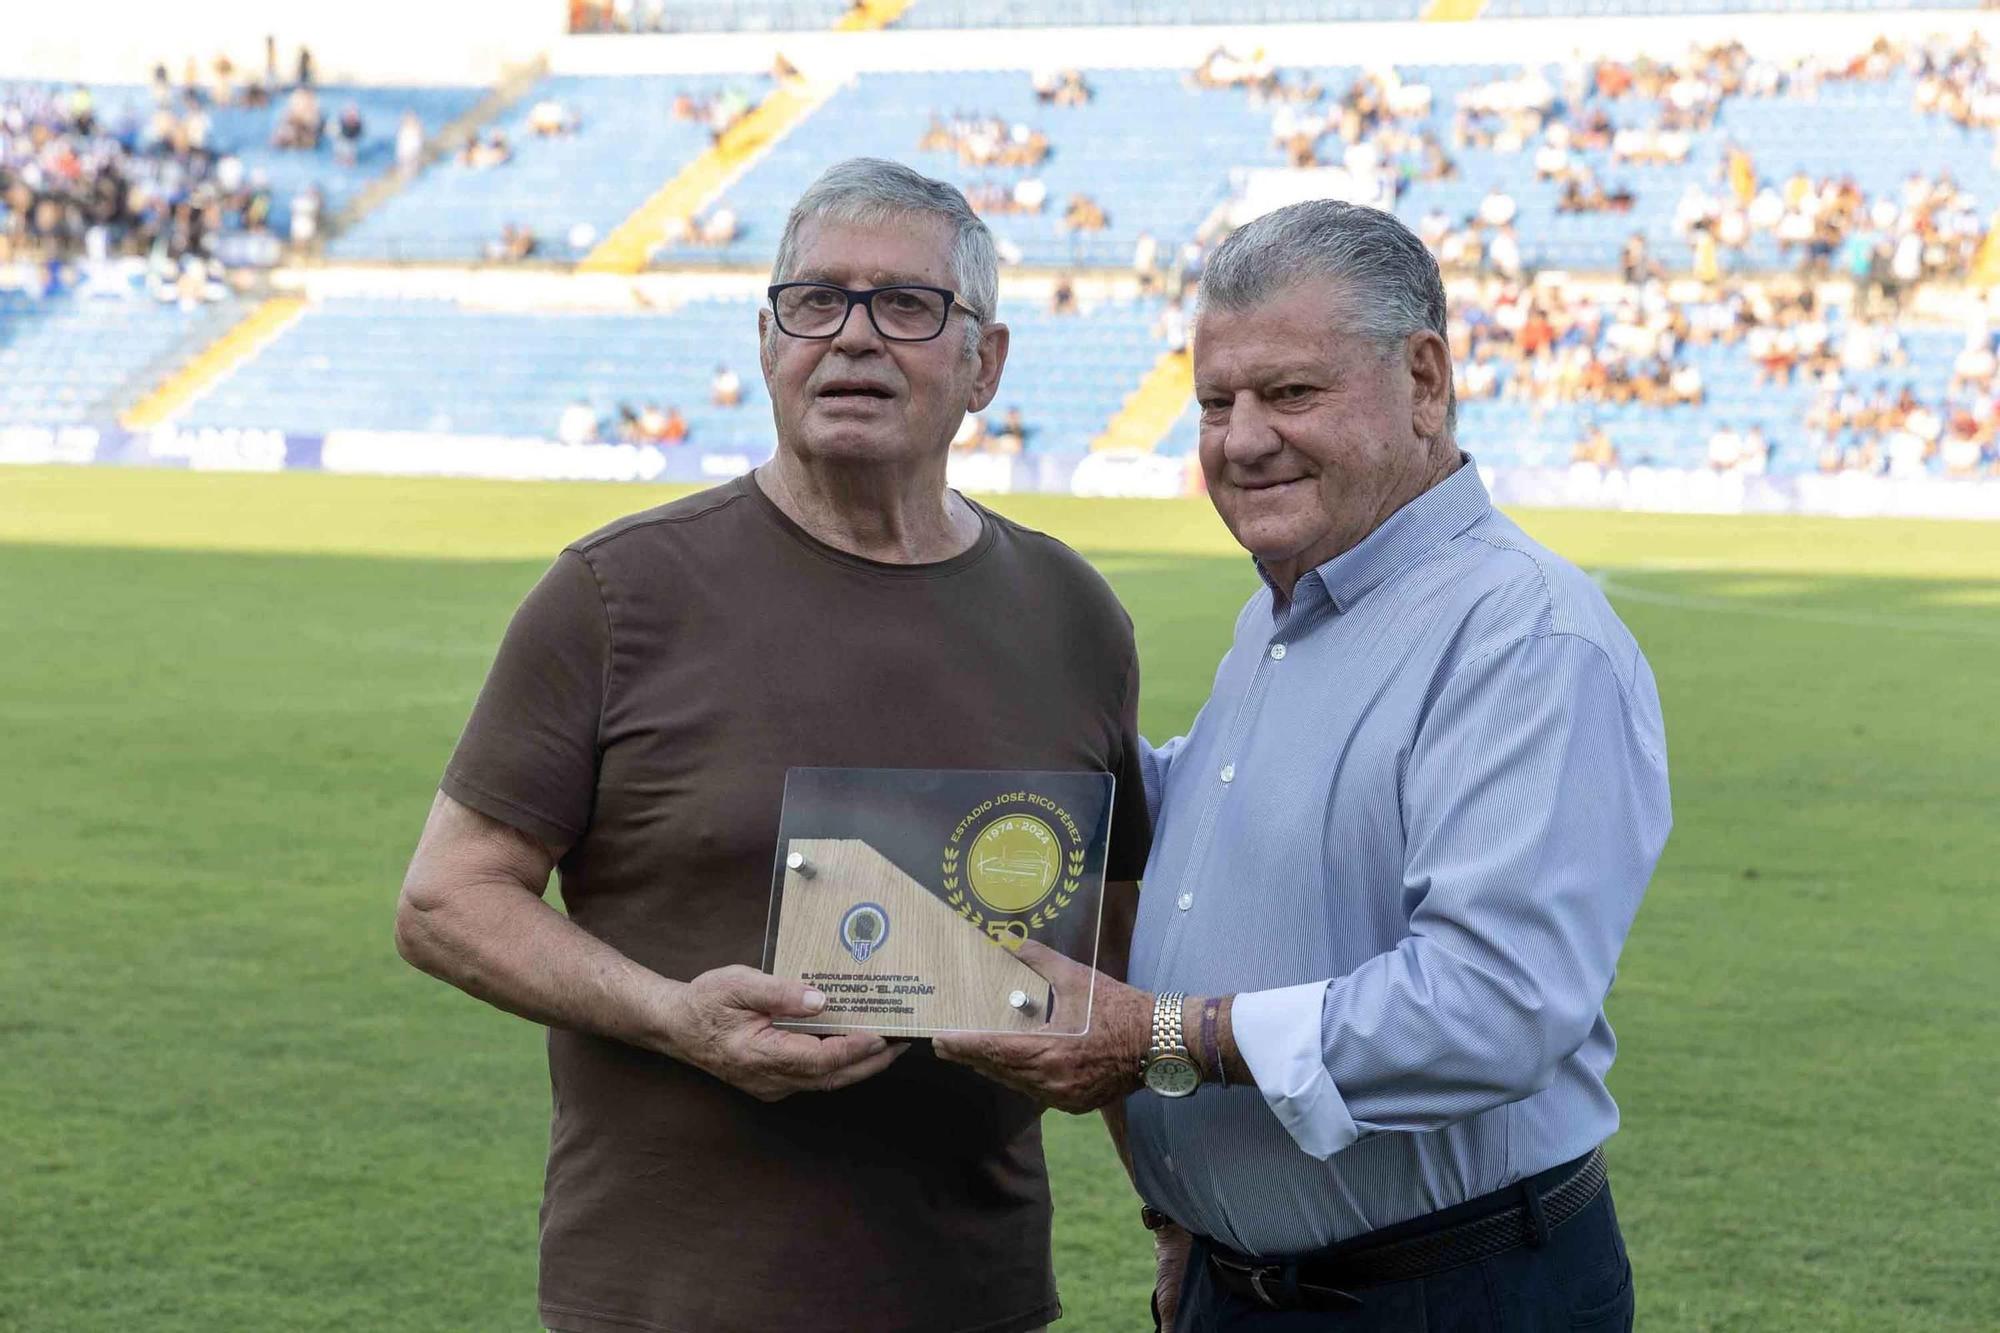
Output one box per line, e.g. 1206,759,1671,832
174,295,1165,456
332,75,770,262
0,291,239,427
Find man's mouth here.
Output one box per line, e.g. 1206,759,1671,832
817,382,896,399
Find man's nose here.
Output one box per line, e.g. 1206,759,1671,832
829,297,888,354
1222,395,1282,465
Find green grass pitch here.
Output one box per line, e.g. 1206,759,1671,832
3,466,1996,1331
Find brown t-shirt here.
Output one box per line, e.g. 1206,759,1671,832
440,475,1151,1333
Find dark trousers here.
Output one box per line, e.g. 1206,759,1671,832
1174,1182,1633,1332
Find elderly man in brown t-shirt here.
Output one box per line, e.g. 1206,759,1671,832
394,157,1151,1333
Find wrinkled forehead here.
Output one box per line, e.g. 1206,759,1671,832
786,213,957,289
1193,285,1375,390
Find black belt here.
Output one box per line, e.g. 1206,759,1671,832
1203,1148,1608,1312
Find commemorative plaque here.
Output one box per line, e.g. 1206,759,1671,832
763,768,1115,1037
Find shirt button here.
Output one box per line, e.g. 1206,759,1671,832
1270,644,1287,660
1219,763,1235,783
1176,892,1193,911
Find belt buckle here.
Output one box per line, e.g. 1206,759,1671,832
1247,1265,1282,1308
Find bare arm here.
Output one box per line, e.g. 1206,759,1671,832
395,790,667,1043
395,791,905,1100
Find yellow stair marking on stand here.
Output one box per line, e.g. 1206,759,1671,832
1972,212,2000,287
835,0,916,31
1421,0,1487,19
1091,350,1195,453
578,84,820,275
120,296,308,431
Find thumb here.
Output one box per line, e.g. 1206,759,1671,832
1011,937,1080,984
716,967,828,1018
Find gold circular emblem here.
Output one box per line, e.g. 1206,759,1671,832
966,814,1061,913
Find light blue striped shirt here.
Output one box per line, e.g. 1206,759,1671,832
1125,461,1671,1258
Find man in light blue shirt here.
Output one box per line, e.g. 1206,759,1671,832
938,199,1669,1330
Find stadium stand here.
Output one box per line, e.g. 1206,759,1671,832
179,298,771,445
1482,0,1981,16
626,37,2000,278
0,79,482,261
572,0,856,34
570,0,1983,30
5,21,1998,493
570,1,1431,31
1159,279,1999,478
679,69,1266,268
892,1,1427,26
0,288,240,425
170,293,1162,456
331,75,772,262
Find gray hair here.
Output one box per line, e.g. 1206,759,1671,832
1199,199,1455,435
769,157,998,358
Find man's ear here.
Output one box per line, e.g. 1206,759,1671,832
968,322,1011,413
1407,329,1451,440
757,308,775,379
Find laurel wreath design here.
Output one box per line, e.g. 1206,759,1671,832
942,839,1086,944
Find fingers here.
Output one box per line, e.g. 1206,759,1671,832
929,1032,993,1066
814,1040,909,1092
754,1026,886,1076
804,1030,892,1071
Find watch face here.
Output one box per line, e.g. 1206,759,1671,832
1145,1055,1201,1098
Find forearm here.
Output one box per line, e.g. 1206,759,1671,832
397,878,686,1058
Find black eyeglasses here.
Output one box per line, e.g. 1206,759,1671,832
767,282,982,343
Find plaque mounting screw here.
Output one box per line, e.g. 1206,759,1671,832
1008,989,1035,1014
786,851,815,879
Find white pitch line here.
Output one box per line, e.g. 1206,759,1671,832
1589,571,2000,642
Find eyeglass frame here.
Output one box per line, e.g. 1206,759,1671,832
766,281,984,343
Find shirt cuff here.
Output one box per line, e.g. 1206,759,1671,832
1233,981,1358,1161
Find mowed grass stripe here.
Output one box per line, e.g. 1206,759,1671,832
2,472,1995,1331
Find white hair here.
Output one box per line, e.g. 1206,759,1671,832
769,157,998,358
1200,199,1455,435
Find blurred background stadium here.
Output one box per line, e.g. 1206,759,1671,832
3,1,1997,1330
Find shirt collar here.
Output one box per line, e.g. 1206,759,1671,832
1260,456,1491,616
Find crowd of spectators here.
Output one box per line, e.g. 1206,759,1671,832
0,42,424,286
2,82,266,276
1187,33,1998,289
917,86,1117,235
918,112,1050,170
552,363,750,446
1798,328,2000,478
1667,167,1985,291
1031,68,1093,108
1449,277,1712,412
951,404,1030,455
673,86,756,145
1431,272,2000,479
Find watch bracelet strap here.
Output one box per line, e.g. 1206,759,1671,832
1145,990,1190,1075
1160,990,1186,1050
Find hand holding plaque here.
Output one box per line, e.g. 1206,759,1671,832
762,769,1115,1037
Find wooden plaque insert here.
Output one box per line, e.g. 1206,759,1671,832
771,838,1054,1036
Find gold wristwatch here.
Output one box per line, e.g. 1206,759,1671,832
1140,991,1200,1098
